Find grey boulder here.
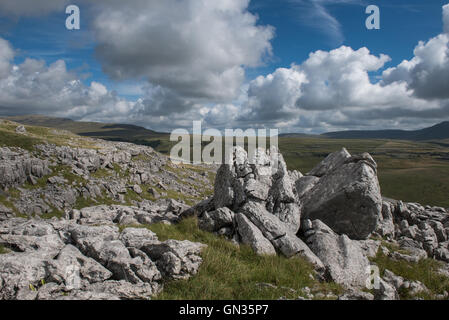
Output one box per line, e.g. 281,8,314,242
142,239,206,280
302,150,382,240
303,220,371,289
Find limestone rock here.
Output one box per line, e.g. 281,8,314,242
304,220,371,289
302,150,382,240
198,207,235,233
119,227,159,248
142,239,206,280
235,213,276,255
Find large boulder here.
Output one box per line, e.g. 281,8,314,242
301,150,382,240
141,240,206,280
302,219,371,289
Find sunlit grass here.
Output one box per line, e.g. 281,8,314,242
145,217,342,300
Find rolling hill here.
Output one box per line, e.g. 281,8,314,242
323,121,449,141
4,115,170,151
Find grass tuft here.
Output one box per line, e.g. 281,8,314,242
147,217,342,300
371,251,449,299
0,244,10,254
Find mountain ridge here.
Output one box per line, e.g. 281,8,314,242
322,121,449,141
4,115,449,142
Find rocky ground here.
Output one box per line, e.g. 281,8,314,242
1,120,449,300
186,146,449,300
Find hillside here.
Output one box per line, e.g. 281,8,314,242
5,115,449,207
5,115,171,152
323,121,449,141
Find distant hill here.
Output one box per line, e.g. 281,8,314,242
5,115,449,148
4,115,170,150
322,121,449,141
279,133,317,138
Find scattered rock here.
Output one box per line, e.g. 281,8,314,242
15,125,26,134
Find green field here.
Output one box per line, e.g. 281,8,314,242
3,116,449,208
279,137,449,208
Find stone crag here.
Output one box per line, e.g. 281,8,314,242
188,146,449,298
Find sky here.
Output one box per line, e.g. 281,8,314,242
0,0,448,134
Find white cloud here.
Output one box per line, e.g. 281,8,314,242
382,31,449,99
242,67,307,121
0,38,135,123
297,46,394,110
2,2,449,134
237,11,449,133
91,0,274,102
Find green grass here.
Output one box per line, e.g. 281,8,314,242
91,167,114,179
0,244,10,254
0,191,27,218
73,191,123,210
40,205,64,220
146,217,342,300
0,129,44,151
378,162,449,208
371,251,449,299
279,137,449,208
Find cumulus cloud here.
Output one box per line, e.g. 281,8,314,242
0,37,230,132
241,67,307,122
382,34,449,100
232,4,449,133
91,0,274,101
2,2,449,134
297,46,394,110
382,5,449,100
240,46,412,128
0,38,134,122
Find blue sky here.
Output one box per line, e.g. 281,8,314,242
247,0,447,77
0,0,449,133
3,0,446,96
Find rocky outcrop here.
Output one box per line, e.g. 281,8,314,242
191,147,325,270
189,147,384,272
0,147,52,188
213,146,301,233
234,213,276,255
2,119,449,300
0,218,205,300
301,150,382,240
185,145,449,298
384,199,449,262
0,137,213,220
